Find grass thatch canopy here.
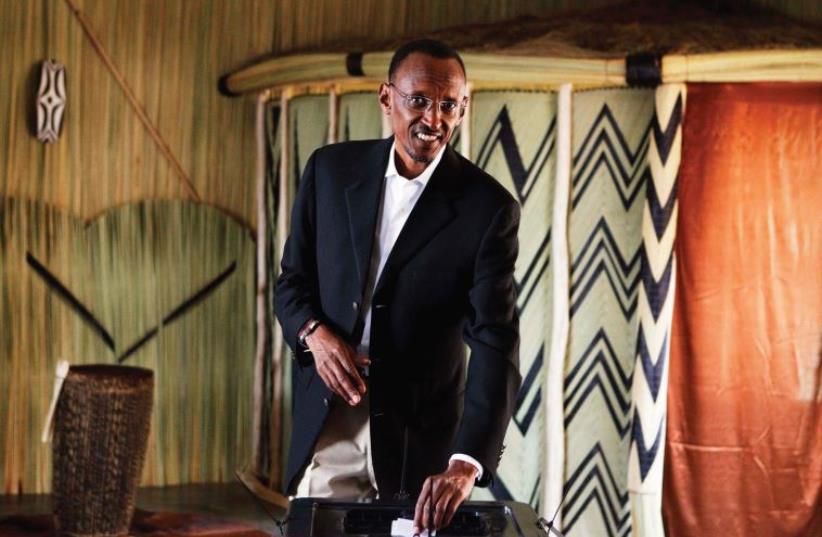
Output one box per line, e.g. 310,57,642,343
224,1,822,94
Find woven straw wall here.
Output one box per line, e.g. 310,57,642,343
0,0,273,493
1,199,256,494
0,0,274,227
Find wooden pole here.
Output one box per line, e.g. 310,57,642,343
62,0,201,201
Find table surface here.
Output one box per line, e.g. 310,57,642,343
0,482,285,534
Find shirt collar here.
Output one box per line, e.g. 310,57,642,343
385,141,447,187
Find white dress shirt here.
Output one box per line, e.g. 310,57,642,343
358,142,483,481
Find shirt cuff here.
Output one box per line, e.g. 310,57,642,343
449,454,483,482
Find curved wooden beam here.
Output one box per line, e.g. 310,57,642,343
221,48,822,96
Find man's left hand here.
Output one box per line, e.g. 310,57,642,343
413,460,478,534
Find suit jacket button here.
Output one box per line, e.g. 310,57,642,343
352,301,359,311
323,397,331,407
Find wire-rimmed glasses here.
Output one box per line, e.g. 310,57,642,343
388,83,466,117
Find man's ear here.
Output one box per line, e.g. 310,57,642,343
457,97,468,122
455,104,466,127
378,83,391,114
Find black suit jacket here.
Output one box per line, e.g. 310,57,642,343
275,137,521,497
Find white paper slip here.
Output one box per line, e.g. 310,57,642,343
41,360,70,443
390,517,435,537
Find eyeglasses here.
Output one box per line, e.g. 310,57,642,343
388,83,466,117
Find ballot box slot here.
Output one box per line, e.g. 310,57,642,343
343,508,406,534
285,498,540,537
342,508,491,536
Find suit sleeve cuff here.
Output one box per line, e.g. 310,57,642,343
449,453,483,482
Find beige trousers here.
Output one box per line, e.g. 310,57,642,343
295,394,379,500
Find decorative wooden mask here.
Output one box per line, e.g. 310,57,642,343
36,60,66,143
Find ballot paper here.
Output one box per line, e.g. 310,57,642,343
390,517,436,537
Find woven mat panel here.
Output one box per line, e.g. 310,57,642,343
337,92,383,142
468,90,557,508
561,88,654,537
274,94,331,486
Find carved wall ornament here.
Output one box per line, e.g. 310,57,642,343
36,60,67,143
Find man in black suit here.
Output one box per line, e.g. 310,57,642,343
275,39,521,533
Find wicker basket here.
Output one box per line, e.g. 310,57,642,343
52,365,154,537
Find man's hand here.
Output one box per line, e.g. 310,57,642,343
305,324,370,406
413,460,478,535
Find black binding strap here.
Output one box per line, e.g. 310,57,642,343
346,52,365,77
626,52,662,87
217,73,240,97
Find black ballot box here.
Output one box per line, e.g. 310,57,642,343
283,498,553,537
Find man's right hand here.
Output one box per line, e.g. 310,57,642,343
305,324,370,406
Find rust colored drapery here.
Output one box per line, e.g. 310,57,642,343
664,83,822,536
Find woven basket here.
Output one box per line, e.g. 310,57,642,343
52,365,154,537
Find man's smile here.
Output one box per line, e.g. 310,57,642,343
415,132,441,142
413,126,444,143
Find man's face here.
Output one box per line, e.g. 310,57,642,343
379,53,467,177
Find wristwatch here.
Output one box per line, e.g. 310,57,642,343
298,318,321,346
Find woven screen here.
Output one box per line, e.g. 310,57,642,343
469,91,557,506
262,88,664,536
338,92,384,142
563,88,654,536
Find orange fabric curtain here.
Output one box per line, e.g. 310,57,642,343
664,83,822,536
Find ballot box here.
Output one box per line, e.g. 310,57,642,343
283,498,555,537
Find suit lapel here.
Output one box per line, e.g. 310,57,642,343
375,146,463,294
345,138,391,296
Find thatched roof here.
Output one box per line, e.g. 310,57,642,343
222,1,822,95
297,1,822,58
